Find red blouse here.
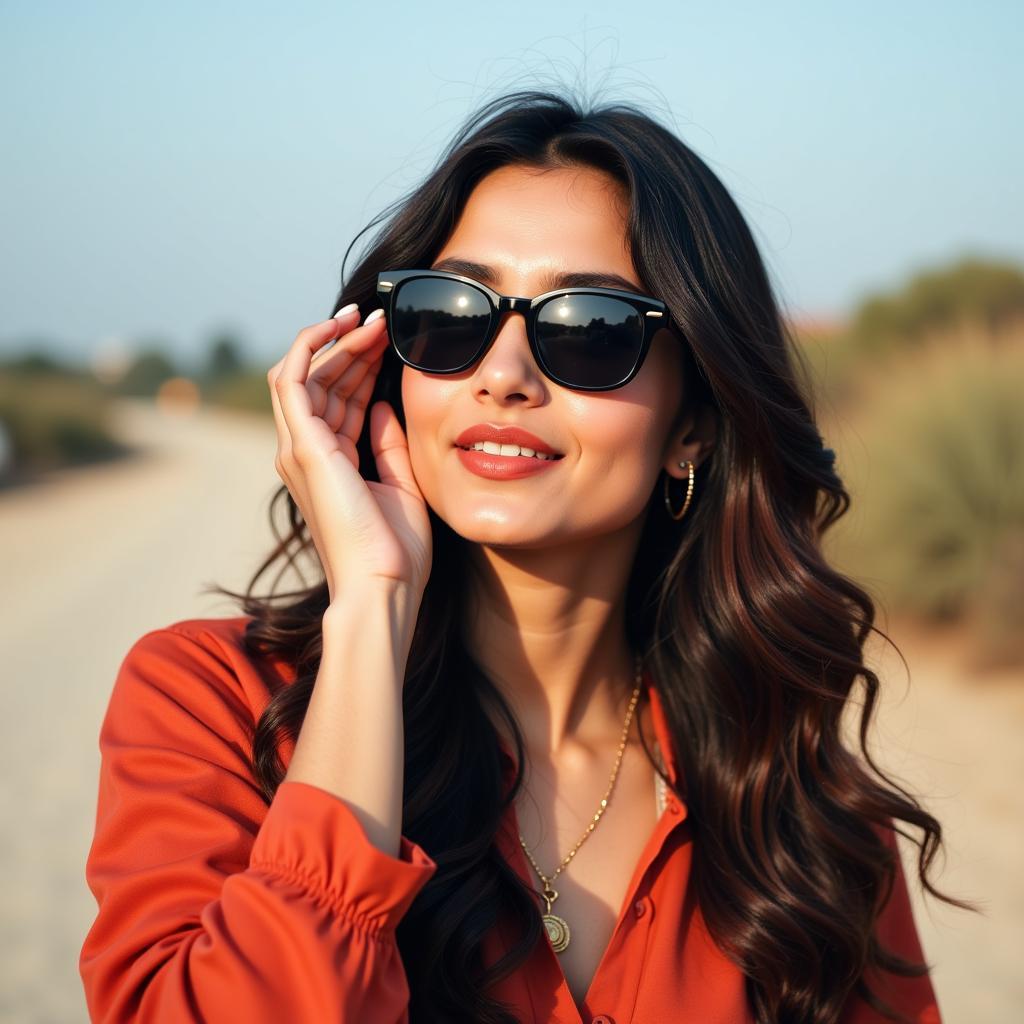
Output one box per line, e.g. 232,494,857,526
80,617,941,1023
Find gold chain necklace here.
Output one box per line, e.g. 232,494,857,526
517,652,644,954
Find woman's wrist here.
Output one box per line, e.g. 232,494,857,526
323,579,422,659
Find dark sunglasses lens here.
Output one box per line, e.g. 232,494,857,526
536,295,644,388
390,278,491,371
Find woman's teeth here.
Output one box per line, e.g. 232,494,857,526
460,441,558,460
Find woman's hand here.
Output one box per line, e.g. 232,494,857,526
267,306,433,605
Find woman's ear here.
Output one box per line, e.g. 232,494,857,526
662,402,716,477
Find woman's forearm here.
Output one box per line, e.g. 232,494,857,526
284,583,421,859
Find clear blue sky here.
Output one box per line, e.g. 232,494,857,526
2,0,1021,372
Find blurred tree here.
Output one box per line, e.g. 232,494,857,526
114,346,179,396
1,351,67,374
850,255,1024,354
204,332,246,380
197,331,251,403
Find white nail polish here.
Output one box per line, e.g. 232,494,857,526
334,302,359,319
364,308,385,324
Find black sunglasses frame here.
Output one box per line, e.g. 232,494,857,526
375,268,673,392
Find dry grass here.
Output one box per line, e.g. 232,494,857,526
816,319,1024,669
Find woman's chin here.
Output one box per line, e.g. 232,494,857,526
443,509,558,549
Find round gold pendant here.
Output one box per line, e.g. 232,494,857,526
543,913,571,952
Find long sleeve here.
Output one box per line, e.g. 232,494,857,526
839,822,942,1024
80,626,437,1024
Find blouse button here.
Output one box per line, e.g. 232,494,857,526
668,798,680,814
633,897,647,918
592,1016,615,1024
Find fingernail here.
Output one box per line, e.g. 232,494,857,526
334,302,359,319
364,308,385,324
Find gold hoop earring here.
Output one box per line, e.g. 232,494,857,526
663,460,694,521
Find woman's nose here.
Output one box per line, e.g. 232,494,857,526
471,311,546,400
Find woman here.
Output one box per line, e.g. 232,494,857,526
80,89,971,1023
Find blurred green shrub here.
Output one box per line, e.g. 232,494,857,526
0,364,128,483
196,333,247,399
849,255,1024,357
201,369,273,416
189,331,273,414
112,346,179,397
205,334,245,378
824,329,1024,668
795,256,1024,414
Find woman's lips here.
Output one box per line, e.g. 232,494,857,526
454,446,563,480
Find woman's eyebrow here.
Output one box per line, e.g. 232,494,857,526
429,256,645,294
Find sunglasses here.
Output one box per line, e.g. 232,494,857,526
375,268,674,392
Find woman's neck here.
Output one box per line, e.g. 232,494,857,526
461,522,643,758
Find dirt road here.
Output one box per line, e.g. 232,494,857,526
858,621,1024,1021
1,398,288,1023
0,398,1018,1022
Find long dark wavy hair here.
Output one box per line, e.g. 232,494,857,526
209,88,975,1023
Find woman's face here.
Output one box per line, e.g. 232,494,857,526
400,162,688,548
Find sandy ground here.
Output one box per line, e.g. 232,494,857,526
0,397,1019,1022
854,622,1024,1022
